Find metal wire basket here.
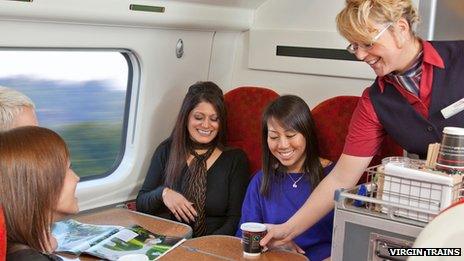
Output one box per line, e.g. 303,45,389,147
335,164,464,224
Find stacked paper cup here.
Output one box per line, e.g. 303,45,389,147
436,127,464,174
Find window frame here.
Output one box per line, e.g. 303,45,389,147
0,47,137,181
80,51,135,181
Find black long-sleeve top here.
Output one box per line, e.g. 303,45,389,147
136,139,250,235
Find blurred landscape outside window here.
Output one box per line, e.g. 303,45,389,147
0,50,130,179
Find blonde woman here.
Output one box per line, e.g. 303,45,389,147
0,126,79,260
261,0,464,248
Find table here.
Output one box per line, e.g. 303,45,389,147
60,207,192,261
161,235,309,261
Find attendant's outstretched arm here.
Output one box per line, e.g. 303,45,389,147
260,154,372,247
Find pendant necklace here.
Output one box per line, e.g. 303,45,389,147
287,173,303,188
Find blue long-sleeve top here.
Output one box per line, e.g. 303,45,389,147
236,163,335,261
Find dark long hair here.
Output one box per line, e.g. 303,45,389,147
260,95,323,196
164,81,226,187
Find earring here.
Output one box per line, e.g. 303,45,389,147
273,162,279,169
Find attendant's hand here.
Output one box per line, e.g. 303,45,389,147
272,241,305,255
260,223,305,254
162,188,197,223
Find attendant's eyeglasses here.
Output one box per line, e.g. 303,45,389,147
346,23,393,54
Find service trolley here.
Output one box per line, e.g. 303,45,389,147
331,164,464,261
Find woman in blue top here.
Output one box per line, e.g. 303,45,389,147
237,95,334,261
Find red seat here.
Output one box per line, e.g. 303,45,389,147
311,96,403,183
224,86,279,175
0,207,6,261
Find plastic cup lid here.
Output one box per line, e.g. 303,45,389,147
240,222,267,232
443,127,464,136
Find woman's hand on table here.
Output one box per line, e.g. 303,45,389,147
162,188,197,223
261,223,305,254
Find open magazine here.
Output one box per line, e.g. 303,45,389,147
52,219,186,260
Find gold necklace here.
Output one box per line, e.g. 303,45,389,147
287,173,304,188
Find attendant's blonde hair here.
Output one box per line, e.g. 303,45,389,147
336,0,420,44
0,126,69,253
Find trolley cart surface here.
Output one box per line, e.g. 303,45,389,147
331,165,464,261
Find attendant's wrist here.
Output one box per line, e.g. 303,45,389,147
284,220,298,238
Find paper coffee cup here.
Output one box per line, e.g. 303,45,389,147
240,222,267,256
117,254,149,261
436,127,464,174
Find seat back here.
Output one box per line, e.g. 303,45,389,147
0,207,6,260
224,86,279,175
312,96,359,163
312,96,403,182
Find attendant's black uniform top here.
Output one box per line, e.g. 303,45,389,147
370,41,464,158
136,138,250,235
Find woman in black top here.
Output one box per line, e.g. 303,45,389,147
136,81,249,237
0,127,80,261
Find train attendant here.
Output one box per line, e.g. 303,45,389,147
261,0,464,249
0,126,80,260
236,95,333,261
137,81,249,237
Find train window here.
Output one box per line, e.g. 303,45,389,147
0,50,132,180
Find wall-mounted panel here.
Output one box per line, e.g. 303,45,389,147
248,29,376,80
0,0,253,30
226,32,371,110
